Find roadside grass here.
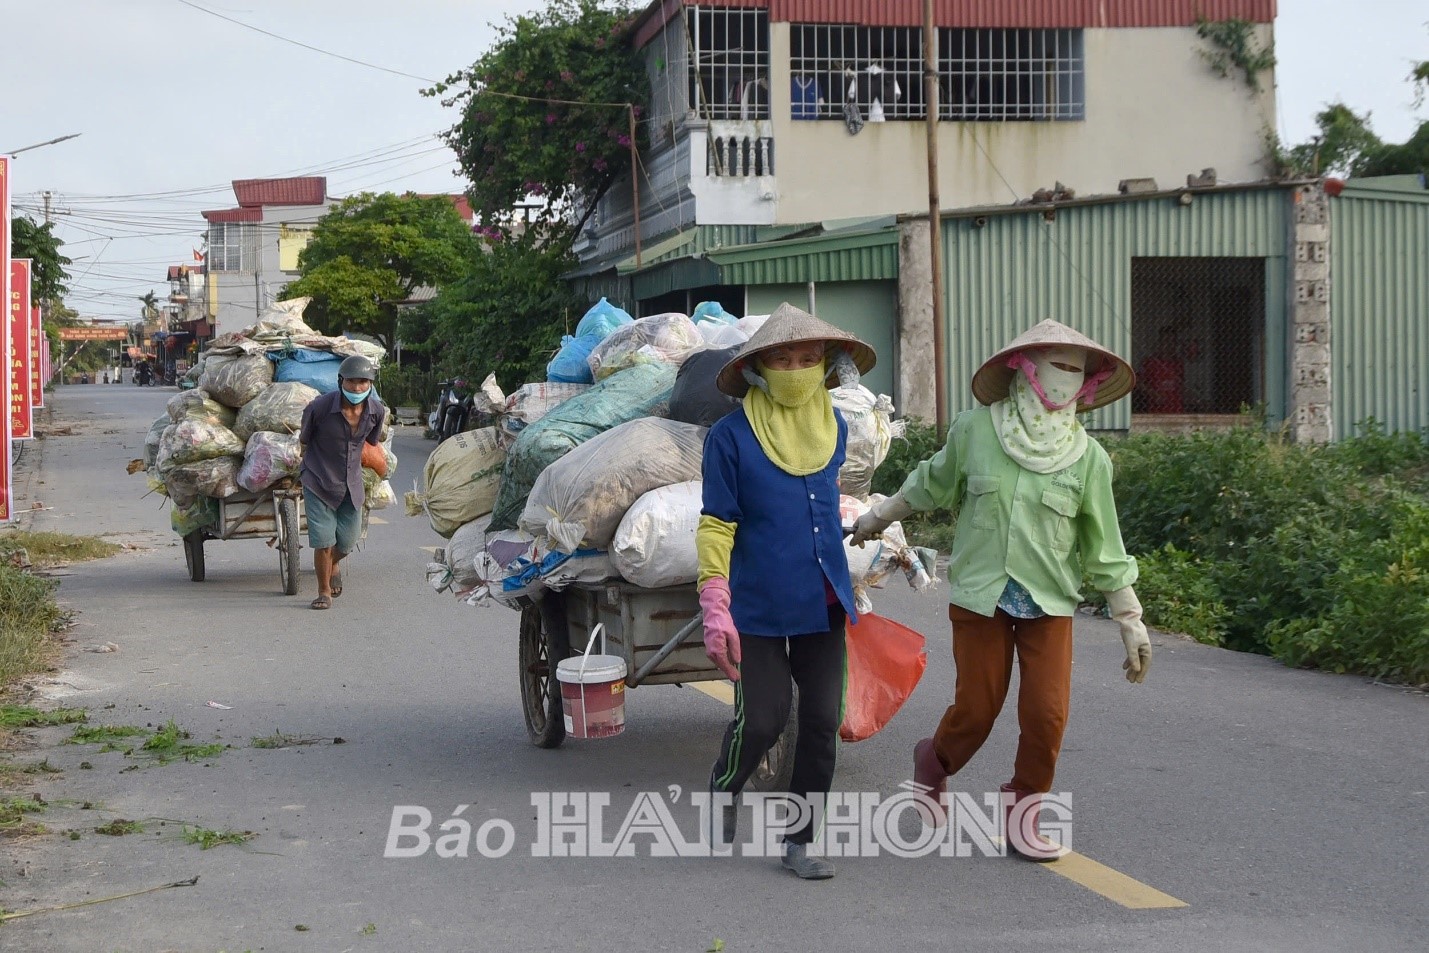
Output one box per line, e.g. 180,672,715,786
0,565,65,691
94,818,144,836
0,531,118,701
0,530,121,568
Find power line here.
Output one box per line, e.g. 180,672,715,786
174,0,437,84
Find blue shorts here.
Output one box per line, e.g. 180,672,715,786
303,489,359,554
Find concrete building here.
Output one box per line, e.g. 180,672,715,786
574,0,1275,276
201,177,335,337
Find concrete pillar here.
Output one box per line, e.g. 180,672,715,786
897,218,937,423
1290,184,1332,443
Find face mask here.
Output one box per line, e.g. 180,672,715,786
1006,346,1094,411
342,387,370,405
759,361,826,408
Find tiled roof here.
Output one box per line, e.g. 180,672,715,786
635,0,1275,46
232,176,327,207
418,193,474,222
201,207,262,223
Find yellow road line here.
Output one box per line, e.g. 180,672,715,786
685,678,1182,909
692,681,735,705
1040,850,1188,909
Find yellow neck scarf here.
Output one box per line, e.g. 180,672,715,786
743,361,837,476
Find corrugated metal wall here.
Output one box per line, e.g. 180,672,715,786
1330,192,1429,437
940,189,1291,429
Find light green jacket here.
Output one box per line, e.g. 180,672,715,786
899,405,1138,617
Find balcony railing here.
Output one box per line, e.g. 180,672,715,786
706,121,774,177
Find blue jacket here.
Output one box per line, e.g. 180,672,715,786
701,407,858,636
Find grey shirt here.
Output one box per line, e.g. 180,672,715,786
299,389,385,510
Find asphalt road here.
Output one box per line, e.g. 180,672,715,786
2,384,1425,953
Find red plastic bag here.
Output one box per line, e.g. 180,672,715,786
840,612,928,742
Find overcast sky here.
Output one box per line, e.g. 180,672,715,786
3,0,1424,323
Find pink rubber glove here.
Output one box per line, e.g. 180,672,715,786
698,577,741,681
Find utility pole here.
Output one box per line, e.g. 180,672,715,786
924,0,948,431
40,191,54,325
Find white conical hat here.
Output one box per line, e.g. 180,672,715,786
970,319,1135,412
715,302,876,397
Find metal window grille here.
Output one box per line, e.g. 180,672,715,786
206,223,255,272
687,6,769,121
790,24,925,121
939,28,1084,121
1130,257,1266,415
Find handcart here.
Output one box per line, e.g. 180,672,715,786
517,581,797,791
182,479,307,595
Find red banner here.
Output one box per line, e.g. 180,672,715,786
1,154,12,522
10,259,33,440
30,306,43,408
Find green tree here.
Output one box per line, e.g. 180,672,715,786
422,234,584,387
280,192,476,354
9,215,72,303
425,0,648,241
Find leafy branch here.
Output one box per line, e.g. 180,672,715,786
1195,17,1276,93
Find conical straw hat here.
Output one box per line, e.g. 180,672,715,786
716,302,877,397
970,319,1135,412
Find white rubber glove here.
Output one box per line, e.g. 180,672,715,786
1106,586,1151,684
849,492,914,547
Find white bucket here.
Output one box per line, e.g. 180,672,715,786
556,624,627,739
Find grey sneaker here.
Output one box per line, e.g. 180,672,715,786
781,843,836,880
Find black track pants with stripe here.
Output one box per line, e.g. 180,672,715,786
710,605,847,845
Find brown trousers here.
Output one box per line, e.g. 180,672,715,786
932,604,1073,794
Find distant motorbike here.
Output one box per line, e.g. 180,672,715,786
429,378,471,442
135,364,154,387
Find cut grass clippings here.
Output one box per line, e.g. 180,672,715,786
182,825,254,850
0,705,88,730
66,720,227,765
94,818,144,836
0,794,47,836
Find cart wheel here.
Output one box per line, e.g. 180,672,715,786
748,689,798,793
519,604,566,749
183,531,205,582
278,496,300,596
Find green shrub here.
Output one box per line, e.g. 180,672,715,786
1132,545,1232,647
872,418,944,498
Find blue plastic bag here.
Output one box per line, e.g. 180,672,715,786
692,301,738,325
574,297,633,339
546,334,599,384
270,348,342,394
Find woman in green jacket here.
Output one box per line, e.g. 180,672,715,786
851,320,1152,860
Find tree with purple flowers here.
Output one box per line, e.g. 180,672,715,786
424,0,649,243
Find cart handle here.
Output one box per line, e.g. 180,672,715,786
577,623,608,681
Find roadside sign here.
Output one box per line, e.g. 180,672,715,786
1,154,12,522
10,259,33,440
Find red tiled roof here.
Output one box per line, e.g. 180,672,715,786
201,207,262,223
636,0,1274,45
232,176,327,208
418,193,474,222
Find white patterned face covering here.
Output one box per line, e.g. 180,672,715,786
991,346,1091,473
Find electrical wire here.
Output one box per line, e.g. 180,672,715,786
174,0,437,84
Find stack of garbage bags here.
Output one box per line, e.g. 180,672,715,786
419,299,925,613
141,298,397,538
